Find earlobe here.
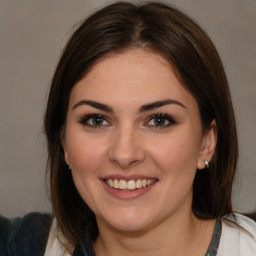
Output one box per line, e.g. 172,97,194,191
64,152,70,165
60,127,70,166
62,143,70,166
62,147,71,169
62,141,70,166
197,120,217,170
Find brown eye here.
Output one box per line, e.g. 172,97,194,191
90,116,104,126
79,114,109,128
147,114,176,128
153,116,168,126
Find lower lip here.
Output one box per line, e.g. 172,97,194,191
101,180,157,200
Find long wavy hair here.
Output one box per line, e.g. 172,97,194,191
44,1,238,250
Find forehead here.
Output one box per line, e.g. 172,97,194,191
69,49,197,110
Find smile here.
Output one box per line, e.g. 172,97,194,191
104,178,158,190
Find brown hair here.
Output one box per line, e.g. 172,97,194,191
44,1,238,249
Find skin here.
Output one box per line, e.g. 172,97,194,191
62,49,217,256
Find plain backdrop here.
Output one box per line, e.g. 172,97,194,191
0,0,255,218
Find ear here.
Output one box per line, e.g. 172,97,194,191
197,120,217,169
60,126,70,166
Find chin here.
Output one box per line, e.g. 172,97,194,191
99,209,154,233
111,220,150,232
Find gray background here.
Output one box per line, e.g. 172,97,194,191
0,0,255,218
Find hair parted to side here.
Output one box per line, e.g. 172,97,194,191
44,1,238,250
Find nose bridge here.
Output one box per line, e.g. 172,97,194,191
109,122,145,168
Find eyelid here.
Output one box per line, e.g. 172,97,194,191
79,114,111,128
145,113,176,128
78,112,176,130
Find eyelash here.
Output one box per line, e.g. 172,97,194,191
146,114,176,128
78,113,176,129
79,114,110,129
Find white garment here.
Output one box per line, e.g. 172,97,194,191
44,218,71,256
45,213,256,256
217,213,256,256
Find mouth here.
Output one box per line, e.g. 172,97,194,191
103,178,158,191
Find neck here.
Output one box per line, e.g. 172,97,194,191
93,209,215,256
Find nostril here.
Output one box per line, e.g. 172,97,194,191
108,129,146,168
109,148,145,168
109,156,141,169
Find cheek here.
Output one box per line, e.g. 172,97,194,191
66,129,107,174
147,132,201,176
65,131,109,209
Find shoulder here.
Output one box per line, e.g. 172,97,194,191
0,212,52,256
218,213,256,256
44,218,71,256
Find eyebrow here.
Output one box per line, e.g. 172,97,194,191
139,99,186,112
72,100,114,113
72,99,186,113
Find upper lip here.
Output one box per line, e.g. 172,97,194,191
100,175,158,181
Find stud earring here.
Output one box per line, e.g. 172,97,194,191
204,160,209,169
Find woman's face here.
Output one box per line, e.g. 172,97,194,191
63,49,216,232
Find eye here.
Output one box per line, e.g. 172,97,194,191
79,114,110,128
146,114,176,128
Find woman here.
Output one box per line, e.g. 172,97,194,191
1,1,255,256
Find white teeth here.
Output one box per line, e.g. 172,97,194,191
127,180,135,190
119,179,126,189
136,179,142,188
113,179,119,189
105,178,156,190
109,179,114,187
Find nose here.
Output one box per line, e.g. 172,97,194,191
108,125,145,169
